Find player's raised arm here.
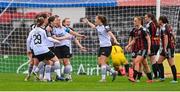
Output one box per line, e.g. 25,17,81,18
62,18,86,39
45,25,60,43
82,18,96,29
47,36,60,43
42,28,60,43
68,29,86,39
52,33,71,41
44,27,60,43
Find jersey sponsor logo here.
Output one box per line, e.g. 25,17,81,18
132,52,135,56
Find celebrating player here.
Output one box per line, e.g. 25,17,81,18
157,16,178,83
25,13,50,81
61,18,87,80
83,15,119,82
26,16,62,82
62,18,87,52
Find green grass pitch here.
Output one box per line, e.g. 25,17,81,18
0,73,179,91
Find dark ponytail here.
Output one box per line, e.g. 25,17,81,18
48,16,55,25
146,13,158,27
48,15,59,25
159,16,169,24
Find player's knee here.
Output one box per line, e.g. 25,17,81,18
51,56,59,62
134,59,140,65
33,58,39,65
143,63,149,68
63,59,70,65
46,60,53,65
114,66,119,71
135,61,140,67
168,59,175,66
98,59,106,65
30,61,34,65
38,62,45,69
54,62,60,69
157,58,163,64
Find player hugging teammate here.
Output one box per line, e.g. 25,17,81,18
25,13,86,82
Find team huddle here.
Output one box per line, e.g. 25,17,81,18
26,13,86,82
25,12,178,83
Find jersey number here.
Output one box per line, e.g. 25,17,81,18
33,34,41,45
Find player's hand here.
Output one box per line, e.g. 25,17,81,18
114,40,120,45
125,45,129,52
80,35,86,39
54,39,61,43
82,18,89,23
80,47,87,52
127,46,132,52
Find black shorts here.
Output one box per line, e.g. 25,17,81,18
35,51,55,61
49,47,55,53
160,48,174,58
54,45,71,58
131,51,138,58
137,49,148,58
149,45,159,56
98,46,112,57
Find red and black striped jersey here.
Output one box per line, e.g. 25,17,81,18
129,28,138,52
134,27,149,50
146,21,160,46
160,24,175,49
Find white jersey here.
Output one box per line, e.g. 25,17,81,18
26,27,50,55
45,30,54,48
68,34,75,54
27,24,37,51
96,25,112,47
52,26,70,47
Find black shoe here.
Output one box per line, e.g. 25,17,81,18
112,71,118,82
33,72,40,80
55,75,65,81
